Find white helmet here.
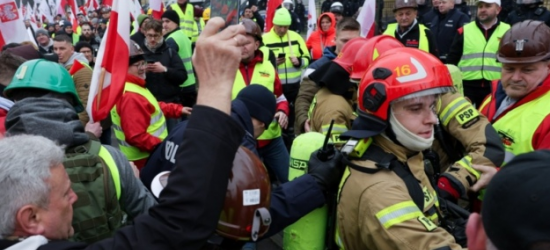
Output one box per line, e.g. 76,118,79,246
330,2,344,14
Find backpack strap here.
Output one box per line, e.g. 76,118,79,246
345,144,425,211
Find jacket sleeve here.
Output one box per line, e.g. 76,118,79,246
532,114,550,150
261,174,326,238
273,73,290,115
294,77,320,135
165,49,188,86
312,103,353,146
85,105,245,250
165,38,180,53
357,182,463,250
438,92,505,196
104,145,157,220
118,92,163,153
446,29,464,66
424,29,439,58
159,101,184,119
73,67,93,125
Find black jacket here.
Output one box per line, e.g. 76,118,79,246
430,8,470,62
141,100,326,244
388,21,439,58
505,4,550,28
422,8,439,27
131,31,146,49
0,105,244,250
78,34,101,51
447,19,503,88
142,42,187,103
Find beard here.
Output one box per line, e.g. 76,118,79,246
145,37,164,52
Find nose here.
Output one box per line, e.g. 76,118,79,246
511,69,522,82
424,110,438,125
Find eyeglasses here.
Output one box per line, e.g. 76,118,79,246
146,34,161,39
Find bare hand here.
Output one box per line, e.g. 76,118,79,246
193,17,249,114
275,111,288,129
251,5,258,12
470,164,498,192
181,106,192,116
304,118,311,132
129,161,140,179
85,121,103,138
147,62,166,73
276,57,285,65
290,56,299,66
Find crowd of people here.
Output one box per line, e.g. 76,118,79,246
1,0,550,249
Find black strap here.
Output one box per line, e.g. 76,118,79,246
346,144,425,211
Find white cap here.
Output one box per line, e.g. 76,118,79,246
150,171,171,198
477,0,501,6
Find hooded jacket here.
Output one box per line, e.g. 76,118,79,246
306,13,336,60
64,52,92,125
4,97,157,220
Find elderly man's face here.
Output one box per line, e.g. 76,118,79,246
501,61,550,100
36,165,78,239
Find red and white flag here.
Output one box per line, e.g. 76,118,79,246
150,0,164,19
67,0,79,27
0,0,28,49
25,2,39,30
264,0,283,32
130,0,142,33
38,0,53,23
306,0,316,39
87,0,130,122
356,0,376,38
85,0,99,11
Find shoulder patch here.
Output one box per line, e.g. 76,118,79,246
418,216,438,232
455,107,479,126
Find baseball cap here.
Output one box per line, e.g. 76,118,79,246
477,0,501,6
482,150,550,250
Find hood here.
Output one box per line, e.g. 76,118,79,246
5,97,89,147
231,99,254,137
323,46,337,60
63,52,89,67
317,12,336,36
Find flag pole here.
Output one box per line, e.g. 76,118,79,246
96,68,106,111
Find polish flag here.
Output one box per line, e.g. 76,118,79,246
38,0,53,23
67,0,79,27
130,0,142,32
264,0,283,32
150,0,164,19
306,0,316,39
87,0,130,122
26,2,39,30
356,0,376,38
85,0,99,11
0,0,28,49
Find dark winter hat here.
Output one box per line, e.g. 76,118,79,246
483,150,550,250
74,41,93,53
162,10,180,25
35,28,49,37
236,84,276,128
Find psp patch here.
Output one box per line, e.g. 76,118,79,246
418,216,437,232
456,108,479,128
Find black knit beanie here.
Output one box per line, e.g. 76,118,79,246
162,10,180,26
236,84,276,128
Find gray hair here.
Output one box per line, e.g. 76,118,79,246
0,135,65,238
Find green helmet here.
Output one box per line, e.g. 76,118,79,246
4,59,84,112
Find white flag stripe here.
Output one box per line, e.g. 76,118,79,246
356,0,376,37
306,0,316,40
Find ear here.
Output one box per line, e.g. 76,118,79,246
13,205,45,237
466,213,487,250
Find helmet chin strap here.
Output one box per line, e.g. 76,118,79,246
388,111,434,152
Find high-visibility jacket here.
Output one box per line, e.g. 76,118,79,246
111,82,168,161
170,3,196,40
383,23,430,52
263,29,310,85
192,18,205,43
480,80,550,165
167,29,195,88
232,51,281,140
458,22,510,81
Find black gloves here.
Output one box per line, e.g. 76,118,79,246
307,147,344,192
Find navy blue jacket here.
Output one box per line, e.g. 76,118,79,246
422,8,439,27
308,46,337,71
141,101,326,239
430,8,470,62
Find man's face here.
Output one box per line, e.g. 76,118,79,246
333,13,343,22
177,0,187,4
36,33,50,46
395,8,418,28
145,29,163,48
129,60,146,79
64,26,73,34
477,2,500,23
391,95,438,140
78,15,86,23
48,26,55,32
244,8,253,18
501,61,550,100
162,18,178,34
335,30,361,54
79,47,93,63
37,165,78,240
241,35,259,61
439,0,454,14
53,41,74,64
274,25,289,37
81,25,93,37
54,24,60,31
102,11,110,19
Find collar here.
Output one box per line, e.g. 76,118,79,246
375,134,416,162
476,18,499,30
126,74,146,87
396,19,418,38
